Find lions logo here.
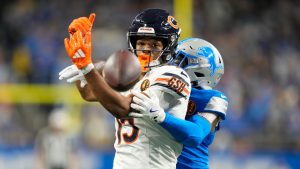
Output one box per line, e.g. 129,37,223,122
140,79,150,91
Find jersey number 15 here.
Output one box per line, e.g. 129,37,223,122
117,119,139,144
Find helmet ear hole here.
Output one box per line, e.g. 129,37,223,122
194,72,204,77
218,57,222,64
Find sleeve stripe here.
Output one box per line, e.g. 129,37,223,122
204,97,228,120
162,73,190,87
183,87,190,96
155,77,171,83
151,83,188,98
154,78,190,96
154,77,190,96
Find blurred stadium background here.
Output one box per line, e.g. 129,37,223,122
0,0,299,168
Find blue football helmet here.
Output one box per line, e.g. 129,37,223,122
171,38,224,89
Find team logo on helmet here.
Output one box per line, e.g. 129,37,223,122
140,79,150,91
167,16,179,29
187,100,196,115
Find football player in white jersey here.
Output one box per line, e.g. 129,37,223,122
60,9,191,169
129,38,228,169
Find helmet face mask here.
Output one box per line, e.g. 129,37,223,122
171,38,224,89
127,8,181,72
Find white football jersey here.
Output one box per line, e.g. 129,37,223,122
113,65,191,169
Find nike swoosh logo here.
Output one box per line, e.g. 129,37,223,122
220,94,226,98
150,108,158,113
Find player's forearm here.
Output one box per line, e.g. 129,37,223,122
84,69,131,118
76,60,106,102
75,81,97,102
160,113,211,147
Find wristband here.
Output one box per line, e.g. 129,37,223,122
81,63,94,75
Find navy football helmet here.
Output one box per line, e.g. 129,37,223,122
127,8,181,72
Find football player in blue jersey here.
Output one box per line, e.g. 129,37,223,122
130,38,228,169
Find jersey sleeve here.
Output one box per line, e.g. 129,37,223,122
150,66,191,99
160,112,211,147
203,90,228,120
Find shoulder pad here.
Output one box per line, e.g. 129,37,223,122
150,66,191,99
187,89,228,119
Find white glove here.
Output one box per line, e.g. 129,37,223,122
58,65,87,88
129,90,166,123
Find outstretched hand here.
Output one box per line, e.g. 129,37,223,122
58,65,87,88
64,30,92,69
68,13,96,36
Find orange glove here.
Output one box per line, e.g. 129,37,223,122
68,13,96,36
64,30,92,69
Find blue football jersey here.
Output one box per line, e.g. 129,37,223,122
177,87,228,169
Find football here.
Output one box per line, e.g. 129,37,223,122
102,50,141,91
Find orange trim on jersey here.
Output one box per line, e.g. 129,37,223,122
155,77,190,96
155,77,171,83
183,86,190,96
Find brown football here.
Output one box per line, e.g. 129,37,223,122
102,50,141,91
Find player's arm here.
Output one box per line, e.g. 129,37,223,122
161,113,211,147
84,68,132,118
130,91,211,147
75,81,97,102
61,46,131,117
63,15,131,118
59,61,105,102
130,90,227,147
161,111,225,147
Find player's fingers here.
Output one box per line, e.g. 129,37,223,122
59,65,74,76
59,68,79,80
130,103,146,113
80,19,91,31
80,80,87,88
64,38,71,55
72,21,86,34
69,34,77,49
89,13,96,25
77,19,91,35
144,90,160,103
66,70,82,82
59,67,73,79
132,96,147,108
144,90,157,99
132,90,150,101
68,19,78,34
74,31,83,50
128,112,144,118
67,73,84,83
61,65,78,76
74,31,83,49
85,31,92,46
74,31,80,44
